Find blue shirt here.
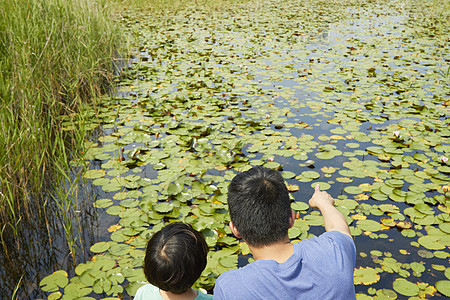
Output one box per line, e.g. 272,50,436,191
214,231,356,300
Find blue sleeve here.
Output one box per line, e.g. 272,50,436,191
321,230,356,268
300,230,356,279
213,277,226,300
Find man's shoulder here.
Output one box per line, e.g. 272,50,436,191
301,230,355,249
217,264,247,282
216,262,260,289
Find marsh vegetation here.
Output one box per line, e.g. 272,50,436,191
0,0,120,297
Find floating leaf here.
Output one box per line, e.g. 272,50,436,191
292,201,309,211
418,236,445,250
301,171,320,179
48,292,62,300
356,219,382,232
336,177,353,183
396,221,412,229
321,166,337,173
439,223,450,234
108,224,123,233
84,169,106,179
287,184,300,192
344,186,362,194
435,281,450,297
93,198,113,208
310,182,331,190
417,250,434,259
40,270,68,292
153,202,174,213
282,171,296,179
393,278,419,297
354,267,380,285
380,218,396,227
90,242,111,253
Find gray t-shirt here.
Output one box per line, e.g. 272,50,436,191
134,284,213,300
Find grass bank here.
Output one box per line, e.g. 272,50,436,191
0,0,120,246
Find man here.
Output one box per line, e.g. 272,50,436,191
214,166,356,299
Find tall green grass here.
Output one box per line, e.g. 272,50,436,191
0,0,120,244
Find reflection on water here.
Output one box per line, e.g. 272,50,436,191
0,169,110,298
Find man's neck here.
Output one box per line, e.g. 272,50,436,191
249,237,294,263
159,288,198,300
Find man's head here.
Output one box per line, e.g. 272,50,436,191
144,222,209,294
227,166,292,247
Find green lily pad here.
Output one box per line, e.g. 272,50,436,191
40,270,69,292
153,202,174,213
282,171,296,179
90,242,111,253
301,171,320,179
418,235,446,250
344,186,363,194
84,169,106,179
356,219,382,232
291,201,309,211
437,166,450,173
64,282,92,298
93,198,113,209
354,267,380,285
310,182,331,190
439,223,450,234
435,281,450,297
303,215,324,226
417,250,434,259
393,278,419,297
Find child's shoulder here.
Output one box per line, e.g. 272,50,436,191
195,290,213,299
134,284,162,299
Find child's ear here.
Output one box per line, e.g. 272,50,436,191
229,221,242,239
288,210,295,229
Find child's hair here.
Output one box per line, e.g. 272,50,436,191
227,166,291,247
144,222,209,294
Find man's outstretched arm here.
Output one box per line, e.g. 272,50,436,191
308,184,352,237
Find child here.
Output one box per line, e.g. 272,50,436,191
135,222,212,300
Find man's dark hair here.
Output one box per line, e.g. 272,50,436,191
227,166,291,247
144,222,209,294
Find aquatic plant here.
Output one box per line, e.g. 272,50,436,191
0,0,120,297
0,0,119,231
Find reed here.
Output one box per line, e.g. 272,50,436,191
0,0,120,243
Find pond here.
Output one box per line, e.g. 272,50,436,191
37,0,449,299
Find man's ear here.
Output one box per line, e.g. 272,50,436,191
229,221,242,239
288,209,295,229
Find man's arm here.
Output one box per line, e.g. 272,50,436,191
308,184,352,238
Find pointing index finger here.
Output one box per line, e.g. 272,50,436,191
315,184,320,192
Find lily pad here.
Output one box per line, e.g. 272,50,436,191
354,267,380,285
310,182,331,190
84,169,106,179
418,235,446,250
40,270,69,292
393,278,419,297
90,242,111,253
356,219,382,232
435,281,450,297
